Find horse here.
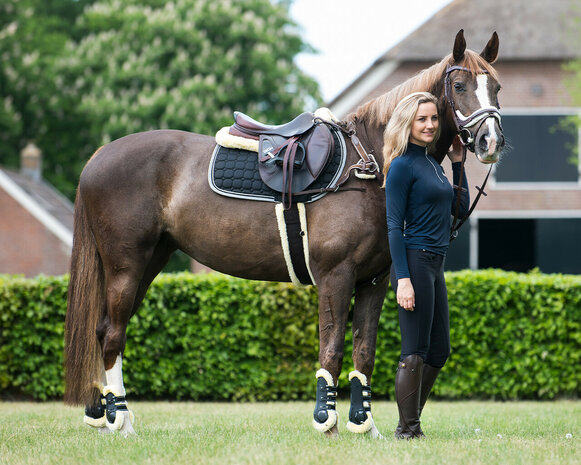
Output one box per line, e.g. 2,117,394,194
64,30,504,437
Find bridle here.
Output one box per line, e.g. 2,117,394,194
444,65,502,152
444,65,503,240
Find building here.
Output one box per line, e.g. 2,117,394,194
0,144,73,277
330,0,581,273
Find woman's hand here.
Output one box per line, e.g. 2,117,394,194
446,135,464,163
397,278,415,311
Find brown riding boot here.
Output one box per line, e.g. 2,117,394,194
394,354,425,439
419,363,441,417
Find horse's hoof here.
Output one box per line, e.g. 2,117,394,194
108,410,136,436
324,423,340,438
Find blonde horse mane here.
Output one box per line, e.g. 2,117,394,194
348,50,499,127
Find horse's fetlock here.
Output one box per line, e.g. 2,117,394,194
83,393,107,429
103,388,129,430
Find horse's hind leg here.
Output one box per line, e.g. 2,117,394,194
346,276,388,438
99,240,175,435
313,273,353,436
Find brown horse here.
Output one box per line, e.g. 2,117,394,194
65,30,504,436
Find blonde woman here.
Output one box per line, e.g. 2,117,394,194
384,92,468,439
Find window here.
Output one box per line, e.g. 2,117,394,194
494,111,580,185
476,217,581,273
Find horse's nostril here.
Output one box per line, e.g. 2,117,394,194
478,136,488,152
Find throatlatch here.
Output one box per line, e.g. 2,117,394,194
312,369,338,432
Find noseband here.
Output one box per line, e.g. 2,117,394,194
444,65,502,152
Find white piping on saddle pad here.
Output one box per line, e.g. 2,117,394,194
275,203,316,287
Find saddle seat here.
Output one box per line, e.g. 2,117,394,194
232,111,316,139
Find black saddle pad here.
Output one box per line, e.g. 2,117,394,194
209,127,346,204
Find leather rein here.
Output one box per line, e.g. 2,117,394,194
444,65,502,240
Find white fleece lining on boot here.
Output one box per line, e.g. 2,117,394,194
312,368,338,433
346,370,373,434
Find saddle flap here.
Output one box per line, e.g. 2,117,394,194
304,124,334,179
257,124,334,195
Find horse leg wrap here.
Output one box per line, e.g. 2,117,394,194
83,394,107,429
312,368,338,432
103,387,133,431
346,370,373,434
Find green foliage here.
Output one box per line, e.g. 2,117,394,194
1,270,579,401
0,0,321,199
0,0,95,172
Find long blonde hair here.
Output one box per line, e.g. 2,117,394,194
381,92,440,185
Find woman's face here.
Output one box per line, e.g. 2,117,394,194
409,102,439,147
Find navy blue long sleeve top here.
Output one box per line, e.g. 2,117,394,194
385,142,469,280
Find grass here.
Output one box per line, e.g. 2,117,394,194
0,400,579,465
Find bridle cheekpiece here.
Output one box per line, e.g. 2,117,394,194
444,65,502,152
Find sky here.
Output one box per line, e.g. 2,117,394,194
289,0,453,102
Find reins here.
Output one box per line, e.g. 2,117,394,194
445,65,501,240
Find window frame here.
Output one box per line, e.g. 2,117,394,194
490,107,581,190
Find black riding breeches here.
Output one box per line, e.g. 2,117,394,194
390,248,450,368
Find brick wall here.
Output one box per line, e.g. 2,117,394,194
0,188,71,277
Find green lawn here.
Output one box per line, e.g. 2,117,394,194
0,401,579,465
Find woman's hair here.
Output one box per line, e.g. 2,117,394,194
381,92,440,185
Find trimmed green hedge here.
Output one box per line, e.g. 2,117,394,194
1,270,579,401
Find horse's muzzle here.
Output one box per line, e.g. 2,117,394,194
475,118,504,164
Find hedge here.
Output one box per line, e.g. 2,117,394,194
0,270,579,401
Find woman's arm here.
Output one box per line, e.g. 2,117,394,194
447,136,470,217
385,159,416,311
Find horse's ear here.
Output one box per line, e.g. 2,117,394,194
453,29,466,62
481,31,499,63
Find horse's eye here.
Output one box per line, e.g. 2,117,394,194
454,82,465,93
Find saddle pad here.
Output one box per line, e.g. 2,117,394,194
208,127,346,203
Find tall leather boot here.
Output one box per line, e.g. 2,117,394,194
394,354,425,439
419,363,441,417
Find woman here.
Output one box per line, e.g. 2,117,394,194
383,92,469,439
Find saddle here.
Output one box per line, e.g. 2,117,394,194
227,111,335,208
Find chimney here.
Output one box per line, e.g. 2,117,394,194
21,142,42,182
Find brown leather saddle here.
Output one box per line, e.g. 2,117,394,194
228,111,335,209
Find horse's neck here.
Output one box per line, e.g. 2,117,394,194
351,119,386,168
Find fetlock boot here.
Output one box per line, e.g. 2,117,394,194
419,363,441,418
394,354,425,439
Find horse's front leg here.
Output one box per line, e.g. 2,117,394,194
346,275,388,439
312,272,353,437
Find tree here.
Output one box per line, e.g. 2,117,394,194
48,0,321,198
0,0,95,174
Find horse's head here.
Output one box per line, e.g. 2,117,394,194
443,30,504,164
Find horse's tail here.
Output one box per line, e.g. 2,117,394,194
64,189,105,406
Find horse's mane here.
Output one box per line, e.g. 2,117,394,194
349,50,499,126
